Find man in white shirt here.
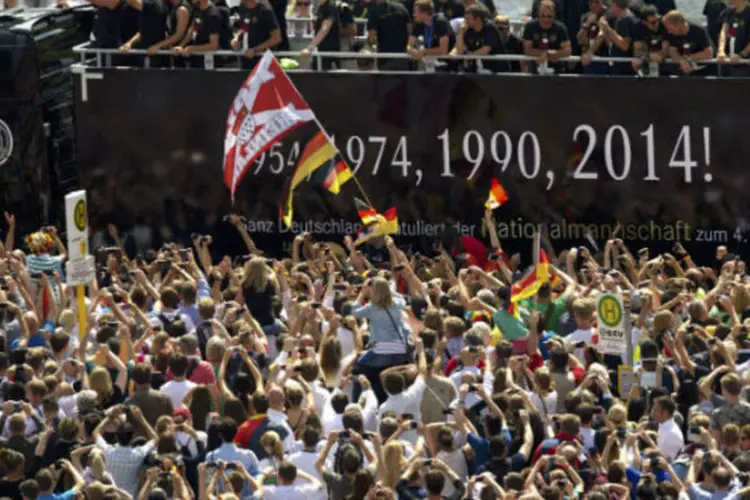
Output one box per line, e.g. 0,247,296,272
653,395,684,461
253,461,324,500
377,339,428,425
288,427,324,481
159,353,197,408
267,386,296,452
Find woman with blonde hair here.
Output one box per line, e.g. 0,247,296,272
242,257,282,357
351,276,412,402
379,441,405,489
89,365,126,410
259,431,285,474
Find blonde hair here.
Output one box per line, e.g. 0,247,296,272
245,258,270,293
371,277,393,308
152,331,170,354
652,310,674,335
58,309,76,332
89,367,113,405
534,366,555,393
89,448,107,481
260,431,284,460
663,9,685,25
381,441,405,488
606,404,627,430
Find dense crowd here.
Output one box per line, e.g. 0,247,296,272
1,208,750,500
4,0,749,76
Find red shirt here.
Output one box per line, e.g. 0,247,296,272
234,414,268,448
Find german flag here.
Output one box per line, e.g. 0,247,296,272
485,178,509,210
510,248,561,305
314,155,353,195
354,198,378,226
355,206,398,246
290,131,337,190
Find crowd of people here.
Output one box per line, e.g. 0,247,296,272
1,208,750,500
3,0,748,75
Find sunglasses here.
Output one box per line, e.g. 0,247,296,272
540,13,554,18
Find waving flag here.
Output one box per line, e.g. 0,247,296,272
311,154,353,195
223,51,315,202
354,198,378,226
511,248,560,305
485,178,509,209
355,206,398,246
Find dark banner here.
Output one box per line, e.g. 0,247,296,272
74,71,750,260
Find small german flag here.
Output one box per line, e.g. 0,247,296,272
485,178,509,210
314,155,353,195
354,198,378,226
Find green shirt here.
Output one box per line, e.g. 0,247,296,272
492,307,530,341
521,297,567,334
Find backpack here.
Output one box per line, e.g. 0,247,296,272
195,321,213,359
333,436,363,474
158,313,177,335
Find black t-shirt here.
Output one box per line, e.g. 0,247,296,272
720,6,750,56
92,0,124,48
236,1,280,50
0,478,23,500
704,0,727,45
434,0,464,19
367,0,410,52
611,12,638,57
167,0,191,36
581,10,616,56
632,21,667,54
139,0,168,46
268,0,289,49
314,0,342,51
505,32,524,71
668,22,711,56
412,13,454,51
188,3,222,46
121,3,142,43
522,19,569,50
463,21,510,72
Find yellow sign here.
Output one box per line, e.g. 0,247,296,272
73,199,87,232
598,294,622,327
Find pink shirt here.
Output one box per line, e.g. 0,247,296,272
166,359,217,386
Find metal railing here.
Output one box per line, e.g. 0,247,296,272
73,41,750,77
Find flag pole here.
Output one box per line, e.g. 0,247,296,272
310,116,375,209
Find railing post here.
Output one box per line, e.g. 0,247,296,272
95,52,101,68
316,52,322,71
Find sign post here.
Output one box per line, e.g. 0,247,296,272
596,293,627,358
64,190,95,338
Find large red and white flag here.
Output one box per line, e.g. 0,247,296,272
223,51,315,202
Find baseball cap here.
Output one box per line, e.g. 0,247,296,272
172,407,191,420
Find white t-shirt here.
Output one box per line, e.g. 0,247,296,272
261,482,324,500
527,390,558,423
564,328,596,363
288,450,322,481
436,448,467,497
658,418,684,461
378,375,427,424
160,379,197,408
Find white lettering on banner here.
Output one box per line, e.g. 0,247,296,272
245,126,714,190
596,293,627,356
234,219,478,237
